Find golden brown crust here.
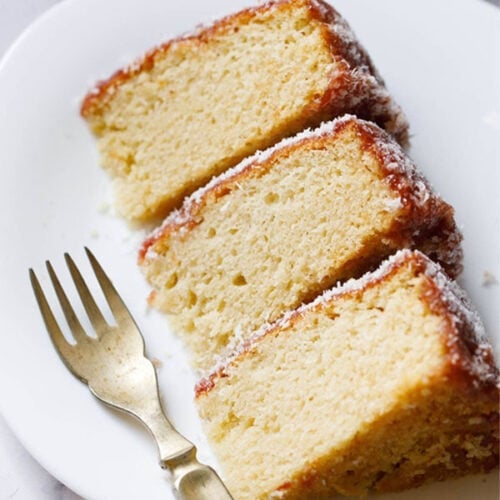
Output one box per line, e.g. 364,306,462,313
303,0,409,145
81,0,320,116
193,251,405,397
80,0,272,117
139,116,461,277
138,119,355,263
420,271,499,394
352,119,463,277
195,249,498,497
307,0,376,72
81,0,408,143
137,122,338,262
194,251,498,398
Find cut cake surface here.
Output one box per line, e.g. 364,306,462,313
195,250,499,499
82,0,408,221
139,115,462,370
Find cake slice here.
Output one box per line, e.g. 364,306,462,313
195,250,499,499
81,0,408,221
139,116,462,370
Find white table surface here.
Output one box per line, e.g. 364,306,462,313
0,1,498,500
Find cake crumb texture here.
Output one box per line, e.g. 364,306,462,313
82,0,408,221
140,116,462,370
195,250,499,499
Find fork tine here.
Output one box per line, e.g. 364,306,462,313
29,269,74,359
46,260,89,344
84,247,140,333
64,253,109,337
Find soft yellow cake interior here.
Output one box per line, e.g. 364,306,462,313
143,122,440,370
85,1,348,220
196,259,498,499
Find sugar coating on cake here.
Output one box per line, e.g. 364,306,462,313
81,0,409,221
195,250,499,499
198,249,496,392
139,115,462,370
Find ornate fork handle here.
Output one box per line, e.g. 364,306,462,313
145,406,232,500
89,356,233,500
144,393,233,500
167,449,235,500
30,249,233,500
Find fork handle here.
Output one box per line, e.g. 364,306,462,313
166,449,233,500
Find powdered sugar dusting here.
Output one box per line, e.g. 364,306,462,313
142,115,356,260
269,491,286,499
368,138,419,196
142,115,460,277
313,0,409,146
421,255,498,387
349,68,408,144
316,0,369,68
360,122,463,278
312,0,409,144
198,250,498,391
383,196,402,211
201,250,416,382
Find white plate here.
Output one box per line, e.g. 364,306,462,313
0,0,498,498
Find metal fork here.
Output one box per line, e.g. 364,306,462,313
29,248,233,500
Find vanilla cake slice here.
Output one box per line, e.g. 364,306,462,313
81,0,408,221
196,250,499,499
139,116,462,370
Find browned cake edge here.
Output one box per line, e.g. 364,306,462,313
138,115,462,277
195,249,499,397
80,0,409,144
195,249,499,497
